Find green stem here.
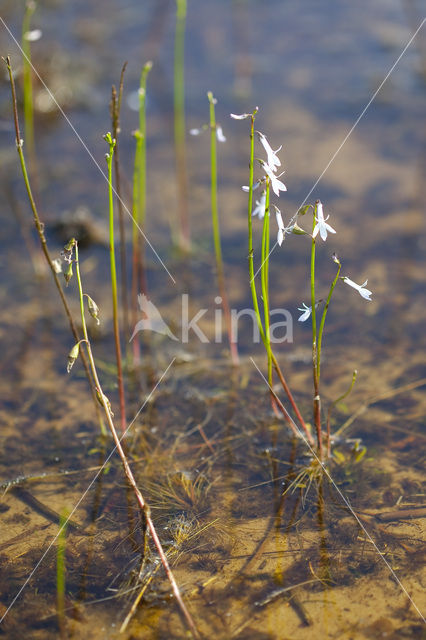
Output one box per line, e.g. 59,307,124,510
310,204,322,457
111,63,129,340
105,133,126,433
131,62,152,364
246,109,265,344
207,91,238,365
174,0,190,251
317,261,341,380
261,181,272,386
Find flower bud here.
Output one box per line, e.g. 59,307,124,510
64,261,73,285
67,342,80,373
96,388,114,417
291,223,308,235
86,295,100,325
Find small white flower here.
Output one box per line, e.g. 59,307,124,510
261,161,287,197
230,112,251,120
216,125,226,142
189,128,201,136
343,277,372,301
275,208,285,246
242,180,260,193
23,29,42,42
252,192,266,219
312,200,336,242
258,132,281,172
297,303,312,322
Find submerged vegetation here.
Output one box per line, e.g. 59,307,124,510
0,2,425,639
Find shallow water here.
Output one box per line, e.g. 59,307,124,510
0,0,425,638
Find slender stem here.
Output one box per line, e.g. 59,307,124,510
110,62,129,339
310,204,322,457
105,134,126,433
3,56,105,434
207,91,238,365
174,0,190,251
247,109,265,343
261,181,272,386
317,261,341,380
74,246,199,640
131,62,152,365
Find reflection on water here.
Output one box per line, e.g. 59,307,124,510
0,0,425,637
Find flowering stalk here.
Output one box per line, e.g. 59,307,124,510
246,109,266,344
310,203,322,457
110,63,129,340
233,110,313,444
3,55,105,433
207,92,238,365
174,0,190,251
131,61,152,365
73,241,199,639
104,133,126,433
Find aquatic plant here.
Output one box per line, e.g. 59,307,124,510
231,109,372,459
4,56,199,639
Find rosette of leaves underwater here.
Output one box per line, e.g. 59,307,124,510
231,109,372,459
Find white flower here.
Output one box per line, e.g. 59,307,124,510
261,161,287,197
343,277,372,301
23,29,42,42
230,112,251,120
275,208,285,245
258,132,282,172
297,303,312,322
189,128,201,136
252,192,266,219
216,125,226,142
312,200,336,241
242,180,260,193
